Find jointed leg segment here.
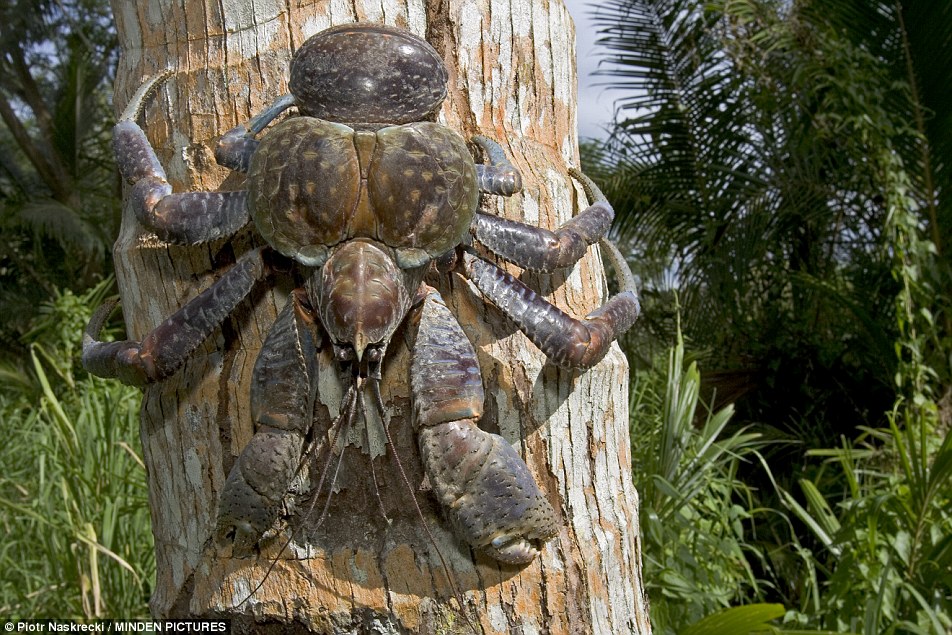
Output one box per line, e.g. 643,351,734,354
473,136,523,196
466,163,640,369
114,79,294,245
471,200,613,271
215,94,296,172
217,290,323,553
411,287,557,563
82,247,270,385
463,252,638,369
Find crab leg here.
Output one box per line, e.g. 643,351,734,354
410,286,557,564
472,203,612,271
82,247,269,386
113,75,253,245
216,289,323,554
215,94,296,172
473,136,523,196
472,167,617,271
462,249,639,369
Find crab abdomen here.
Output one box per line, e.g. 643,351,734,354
248,118,478,267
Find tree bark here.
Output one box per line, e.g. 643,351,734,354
110,0,651,632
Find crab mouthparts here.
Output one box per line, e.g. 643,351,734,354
308,240,424,372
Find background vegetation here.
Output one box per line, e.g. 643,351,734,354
0,0,948,631
0,0,152,618
590,0,951,632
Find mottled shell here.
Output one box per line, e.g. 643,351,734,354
247,117,478,266
289,23,448,125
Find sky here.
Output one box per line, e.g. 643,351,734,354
562,0,619,140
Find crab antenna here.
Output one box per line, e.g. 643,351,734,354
369,378,479,634
238,384,358,607
120,69,173,123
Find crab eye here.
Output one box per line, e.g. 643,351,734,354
334,345,355,362
366,346,383,364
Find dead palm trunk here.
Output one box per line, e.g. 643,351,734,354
109,0,650,632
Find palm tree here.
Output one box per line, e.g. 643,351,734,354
588,0,952,627
590,0,949,443
0,0,119,359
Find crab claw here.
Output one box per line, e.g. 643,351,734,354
489,534,541,564
418,420,558,565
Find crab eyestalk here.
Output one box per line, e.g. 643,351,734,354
309,240,423,370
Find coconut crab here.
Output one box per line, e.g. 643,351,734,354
83,22,639,567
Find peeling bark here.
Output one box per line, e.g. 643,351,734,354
110,0,651,632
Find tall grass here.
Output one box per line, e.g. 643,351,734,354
778,415,952,633
0,283,153,618
630,326,779,634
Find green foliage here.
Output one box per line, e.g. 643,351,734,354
0,0,120,359
595,0,951,632
590,0,951,448
778,419,952,633
630,328,774,634
681,604,785,635
0,282,151,618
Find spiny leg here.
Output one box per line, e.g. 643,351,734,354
215,94,295,172
472,167,613,271
114,74,251,244
82,247,270,385
465,167,639,369
473,136,522,196
411,286,557,564
216,289,324,554
462,249,639,369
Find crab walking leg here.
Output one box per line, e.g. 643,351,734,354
215,94,296,172
463,251,640,369
82,247,269,386
411,287,557,564
216,290,322,554
471,201,612,271
113,75,252,245
472,166,619,272
472,136,523,196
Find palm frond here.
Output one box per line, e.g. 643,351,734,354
18,199,106,258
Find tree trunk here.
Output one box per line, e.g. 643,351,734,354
110,1,650,632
